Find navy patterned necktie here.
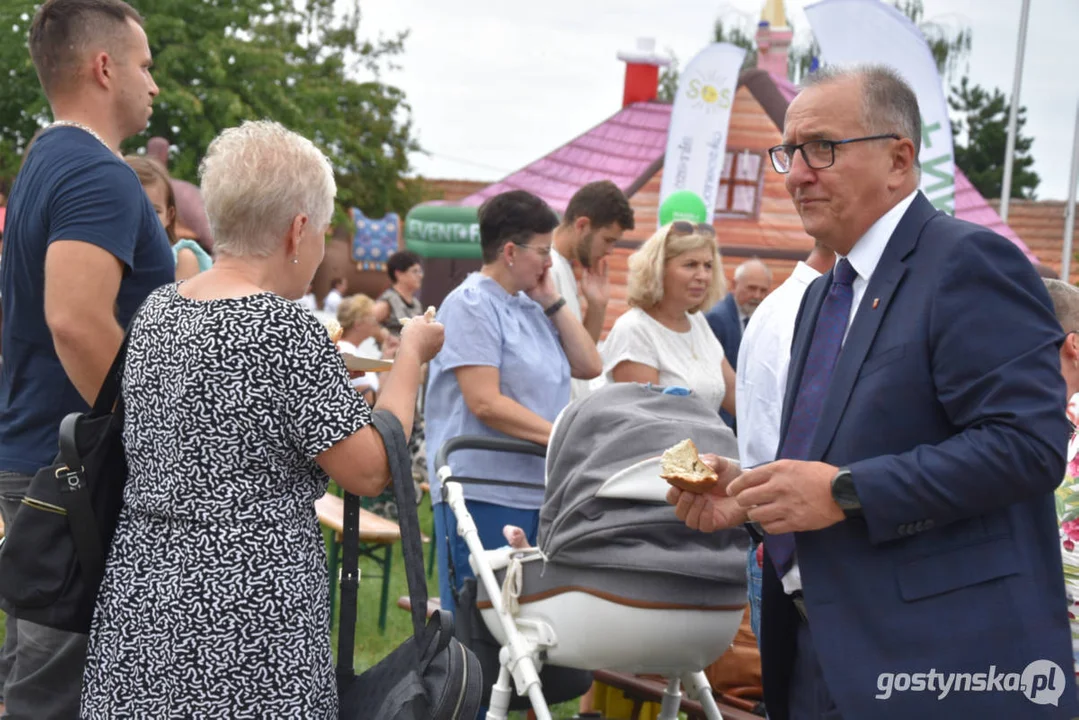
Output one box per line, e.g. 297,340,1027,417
765,258,857,577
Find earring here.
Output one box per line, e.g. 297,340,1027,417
291,257,299,265
509,261,514,268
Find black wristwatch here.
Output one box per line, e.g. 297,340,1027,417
544,297,567,317
831,466,863,518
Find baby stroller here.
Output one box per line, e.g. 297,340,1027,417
438,383,750,720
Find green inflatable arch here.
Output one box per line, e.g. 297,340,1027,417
404,204,481,259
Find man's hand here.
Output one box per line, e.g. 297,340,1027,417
579,256,610,309
727,460,844,534
666,454,750,532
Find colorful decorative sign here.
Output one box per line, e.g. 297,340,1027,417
351,208,400,270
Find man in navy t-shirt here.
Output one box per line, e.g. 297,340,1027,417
0,127,173,474
0,1,172,717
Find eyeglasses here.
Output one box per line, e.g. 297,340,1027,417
512,243,553,258
768,134,901,173
667,221,716,239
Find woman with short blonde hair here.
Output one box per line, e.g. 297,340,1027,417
81,120,444,719
602,221,736,415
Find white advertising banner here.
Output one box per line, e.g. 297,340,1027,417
658,43,746,225
805,0,956,214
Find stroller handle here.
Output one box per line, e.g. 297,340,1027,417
434,435,546,472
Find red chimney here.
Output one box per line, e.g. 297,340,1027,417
617,37,670,108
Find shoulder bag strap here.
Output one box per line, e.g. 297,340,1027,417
370,409,428,638
91,300,150,416
57,414,106,586
336,486,361,676
56,299,148,587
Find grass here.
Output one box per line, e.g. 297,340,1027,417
332,493,582,719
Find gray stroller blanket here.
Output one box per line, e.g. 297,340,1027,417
539,383,749,588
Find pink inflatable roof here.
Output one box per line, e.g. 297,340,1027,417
460,102,671,213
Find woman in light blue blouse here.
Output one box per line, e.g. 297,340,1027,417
426,190,602,613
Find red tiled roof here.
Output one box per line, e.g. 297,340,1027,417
987,199,1079,282
421,179,489,204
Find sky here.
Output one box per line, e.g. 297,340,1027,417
359,0,1079,201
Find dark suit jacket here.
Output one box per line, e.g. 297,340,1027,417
762,193,1077,719
705,292,743,370
706,293,743,427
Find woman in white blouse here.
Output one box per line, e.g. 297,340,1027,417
602,221,736,416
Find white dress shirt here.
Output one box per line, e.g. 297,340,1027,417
338,338,380,392
323,289,344,315
551,251,593,402
782,189,919,595
736,261,823,469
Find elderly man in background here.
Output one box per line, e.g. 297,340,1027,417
549,180,635,401
669,64,1075,719
705,257,772,371
0,1,173,716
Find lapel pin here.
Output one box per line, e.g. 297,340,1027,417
872,298,880,309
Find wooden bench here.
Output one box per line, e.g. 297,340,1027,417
315,492,401,634
395,599,763,719
396,595,442,620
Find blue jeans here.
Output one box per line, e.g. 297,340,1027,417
434,500,540,720
0,471,88,719
747,538,763,644
432,500,539,616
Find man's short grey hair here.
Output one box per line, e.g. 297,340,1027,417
804,64,922,168
734,258,772,283
199,120,337,258
1044,279,1079,332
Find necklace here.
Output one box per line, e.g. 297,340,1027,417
48,120,113,153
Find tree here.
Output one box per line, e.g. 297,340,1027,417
656,16,756,102
657,52,679,104
949,77,1040,200
785,0,970,86
713,19,757,71
0,0,423,221
892,0,971,82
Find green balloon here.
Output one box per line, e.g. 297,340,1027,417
659,190,708,225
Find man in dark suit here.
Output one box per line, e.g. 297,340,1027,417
705,258,772,371
668,65,1077,719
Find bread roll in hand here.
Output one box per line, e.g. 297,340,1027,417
660,439,719,493
399,305,437,328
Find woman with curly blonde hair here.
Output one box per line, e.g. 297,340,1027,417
601,221,736,416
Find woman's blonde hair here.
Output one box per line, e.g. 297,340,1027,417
337,293,377,329
626,223,726,312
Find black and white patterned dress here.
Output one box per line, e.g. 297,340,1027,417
81,285,372,719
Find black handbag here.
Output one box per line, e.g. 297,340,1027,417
0,318,134,634
337,409,483,719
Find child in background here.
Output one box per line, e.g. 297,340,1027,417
126,155,212,281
